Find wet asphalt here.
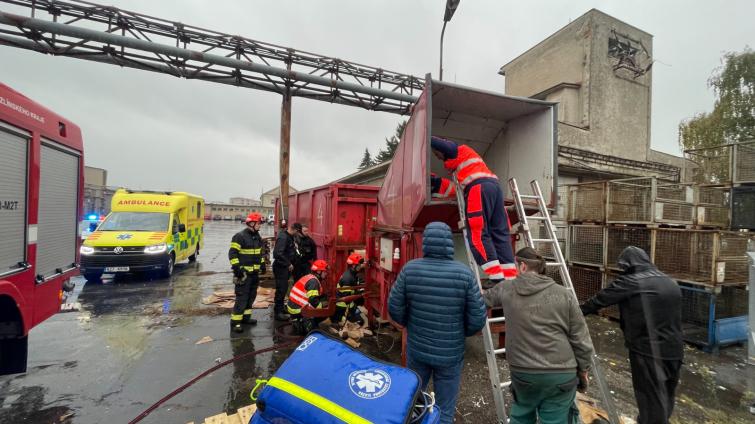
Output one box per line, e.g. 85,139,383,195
0,221,753,423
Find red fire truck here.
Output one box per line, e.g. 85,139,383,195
0,83,82,375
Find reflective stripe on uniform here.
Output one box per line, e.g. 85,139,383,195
289,286,309,307
287,304,302,314
230,242,241,250
242,264,261,271
231,313,243,321
243,309,252,315
455,157,484,171
460,171,497,188
266,377,372,424
306,289,319,298
240,248,262,254
501,263,518,279
230,258,240,265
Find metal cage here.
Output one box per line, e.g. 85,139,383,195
695,185,730,228
684,145,732,185
567,182,605,223
655,182,695,224
569,266,603,303
734,140,755,183
606,178,653,223
717,232,755,284
605,226,652,269
654,229,715,283
567,225,604,267
731,185,755,230
600,270,621,320
679,284,748,351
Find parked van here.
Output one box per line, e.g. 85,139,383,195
79,189,204,281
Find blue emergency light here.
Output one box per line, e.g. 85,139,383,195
87,214,98,220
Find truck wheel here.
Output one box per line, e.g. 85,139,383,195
83,272,103,283
161,253,175,278
188,245,199,262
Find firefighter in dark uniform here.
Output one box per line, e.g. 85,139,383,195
228,212,266,333
273,222,297,321
332,253,366,326
287,259,329,335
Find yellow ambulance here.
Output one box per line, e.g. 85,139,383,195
79,189,204,281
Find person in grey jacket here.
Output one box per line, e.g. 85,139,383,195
483,247,594,424
389,221,487,424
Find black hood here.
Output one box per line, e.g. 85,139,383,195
617,246,654,274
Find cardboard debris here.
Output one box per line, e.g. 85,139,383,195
576,392,632,424
332,320,373,348
201,288,275,309
195,336,213,345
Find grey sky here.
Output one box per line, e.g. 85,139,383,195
1,0,753,201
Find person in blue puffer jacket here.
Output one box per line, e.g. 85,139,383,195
389,221,487,424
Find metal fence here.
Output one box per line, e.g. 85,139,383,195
567,182,605,223
567,225,604,267
605,226,652,269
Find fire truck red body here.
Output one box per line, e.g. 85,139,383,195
0,83,83,375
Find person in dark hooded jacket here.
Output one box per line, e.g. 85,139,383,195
581,246,683,424
388,221,487,424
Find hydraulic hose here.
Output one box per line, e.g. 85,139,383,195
128,338,301,424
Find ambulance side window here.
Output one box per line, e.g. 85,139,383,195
172,216,179,235
196,202,201,219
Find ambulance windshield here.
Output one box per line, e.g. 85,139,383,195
100,212,170,232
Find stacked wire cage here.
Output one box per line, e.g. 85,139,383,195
606,177,695,225
564,182,605,304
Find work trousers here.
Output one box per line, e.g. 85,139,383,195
509,371,580,424
629,352,682,424
464,178,516,280
231,272,259,322
273,265,291,314
407,353,463,424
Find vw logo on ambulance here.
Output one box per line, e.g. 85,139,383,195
348,369,391,399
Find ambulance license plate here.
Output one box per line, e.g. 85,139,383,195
105,267,129,272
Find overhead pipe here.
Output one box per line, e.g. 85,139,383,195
0,11,419,104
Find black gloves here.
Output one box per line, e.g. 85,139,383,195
232,265,244,279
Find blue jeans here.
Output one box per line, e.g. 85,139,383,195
407,354,464,424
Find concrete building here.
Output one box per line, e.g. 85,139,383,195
499,8,685,184
83,166,116,216
260,186,297,216
205,201,264,221
229,197,258,206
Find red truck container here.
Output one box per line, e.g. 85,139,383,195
365,77,558,330
276,183,379,313
0,83,83,375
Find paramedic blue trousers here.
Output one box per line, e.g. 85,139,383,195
407,353,463,424
464,178,516,281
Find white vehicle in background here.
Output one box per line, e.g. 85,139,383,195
267,214,275,224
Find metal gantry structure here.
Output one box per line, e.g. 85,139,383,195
0,0,424,211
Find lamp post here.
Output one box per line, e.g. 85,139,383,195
439,0,460,81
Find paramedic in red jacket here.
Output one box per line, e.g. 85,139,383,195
430,136,516,283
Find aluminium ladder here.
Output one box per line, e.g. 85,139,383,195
452,176,509,423
509,178,620,424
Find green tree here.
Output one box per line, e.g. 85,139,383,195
679,47,754,183
358,148,374,170
375,120,408,163
679,47,755,149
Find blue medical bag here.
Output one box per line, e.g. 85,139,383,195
250,330,439,424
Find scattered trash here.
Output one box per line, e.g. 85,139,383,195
195,336,213,345
76,313,91,323
214,357,222,363
59,302,81,313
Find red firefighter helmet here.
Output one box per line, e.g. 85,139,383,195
346,253,364,265
310,259,329,272
245,212,263,223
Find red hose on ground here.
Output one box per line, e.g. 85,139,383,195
128,338,301,424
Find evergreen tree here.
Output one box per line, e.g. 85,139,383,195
358,148,374,170
375,120,408,163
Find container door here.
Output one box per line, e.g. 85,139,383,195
36,140,80,279
0,124,29,275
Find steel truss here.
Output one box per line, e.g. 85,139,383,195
0,0,422,114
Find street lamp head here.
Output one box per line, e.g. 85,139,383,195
444,0,461,22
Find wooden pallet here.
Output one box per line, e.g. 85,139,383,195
188,404,257,424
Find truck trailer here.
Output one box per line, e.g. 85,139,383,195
364,77,558,357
